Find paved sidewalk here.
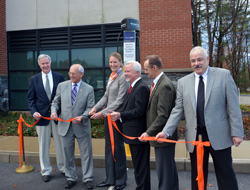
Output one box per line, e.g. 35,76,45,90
1,136,250,173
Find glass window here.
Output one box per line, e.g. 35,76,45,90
9,51,37,70
40,50,69,69
10,91,29,110
94,90,104,103
71,48,103,67
9,71,36,90
82,70,104,89
105,47,123,67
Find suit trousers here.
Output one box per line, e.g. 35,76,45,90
129,143,151,190
104,119,127,185
61,125,94,182
155,144,179,190
190,127,238,190
36,121,65,176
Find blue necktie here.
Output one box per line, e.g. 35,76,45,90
71,83,77,105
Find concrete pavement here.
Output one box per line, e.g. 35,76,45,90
0,136,250,173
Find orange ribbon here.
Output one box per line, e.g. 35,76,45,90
18,114,211,190
17,116,75,168
107,114,211,190
193,140,211,190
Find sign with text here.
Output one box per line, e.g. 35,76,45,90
123,31,136,64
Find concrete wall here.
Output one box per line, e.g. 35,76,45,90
6,0,139,31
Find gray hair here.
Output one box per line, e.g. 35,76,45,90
190,46,208,58
37,54,51,64
125,61,141,74
70,64,84,74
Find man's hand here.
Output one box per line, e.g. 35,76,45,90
155,132,168,143
109,111,121,121
89,107,97,116
72,116,83,124
33,112,42,120
50,112,58,121
139,132,149,142
232,136,243,147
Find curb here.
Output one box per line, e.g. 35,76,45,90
1,151,250,174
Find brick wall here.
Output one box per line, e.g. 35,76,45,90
139,0,192,69
0,0,7,75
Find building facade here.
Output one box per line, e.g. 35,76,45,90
0,0,192,111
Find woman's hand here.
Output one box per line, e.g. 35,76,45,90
90,111,103,120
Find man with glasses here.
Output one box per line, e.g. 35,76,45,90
51,64,95,189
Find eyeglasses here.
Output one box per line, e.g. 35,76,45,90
68,72,79,76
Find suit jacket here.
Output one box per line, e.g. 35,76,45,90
51,80,95,138
27,71,65,126
120,79,150,144
146,74,177,147
163,67,244,152
95,71,128,115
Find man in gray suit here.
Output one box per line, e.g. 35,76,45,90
156,46,244,190
51,64,95,189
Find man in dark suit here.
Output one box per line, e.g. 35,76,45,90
27,54,65,182
139,55,179,190
156,46,244,190
110,61,151,190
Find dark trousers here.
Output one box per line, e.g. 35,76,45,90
190,127,238,190
155,144,179,190
104,119,127,185
130,143,151,190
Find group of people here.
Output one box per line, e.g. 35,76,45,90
27,46,244,190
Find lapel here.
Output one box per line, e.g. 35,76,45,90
189,73,196,113
148,74,164,107
123,79,141,108
51,71,57,98
205,67,215,108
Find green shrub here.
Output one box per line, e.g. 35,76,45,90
0,111,105,138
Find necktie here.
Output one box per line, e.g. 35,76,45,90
71,83,77,105
150,82,155,97
45,75,51,100
128,85,132,95
197,75,205,127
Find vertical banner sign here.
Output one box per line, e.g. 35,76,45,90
123,30,136,64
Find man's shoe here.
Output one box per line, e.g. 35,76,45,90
64,180,77,189
114,183,126,190
42,175,51,182
96,181,111,187
84,181,94,189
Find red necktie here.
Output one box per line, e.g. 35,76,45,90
128,85,132,95
150,82,154,97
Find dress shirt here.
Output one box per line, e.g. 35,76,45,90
71,81,82,92
194,67,209,104
152,72,164,88
42,70,53,93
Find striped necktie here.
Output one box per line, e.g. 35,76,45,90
71,83,77,105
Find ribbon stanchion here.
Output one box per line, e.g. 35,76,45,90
16,115,74,174
16,115,34,174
